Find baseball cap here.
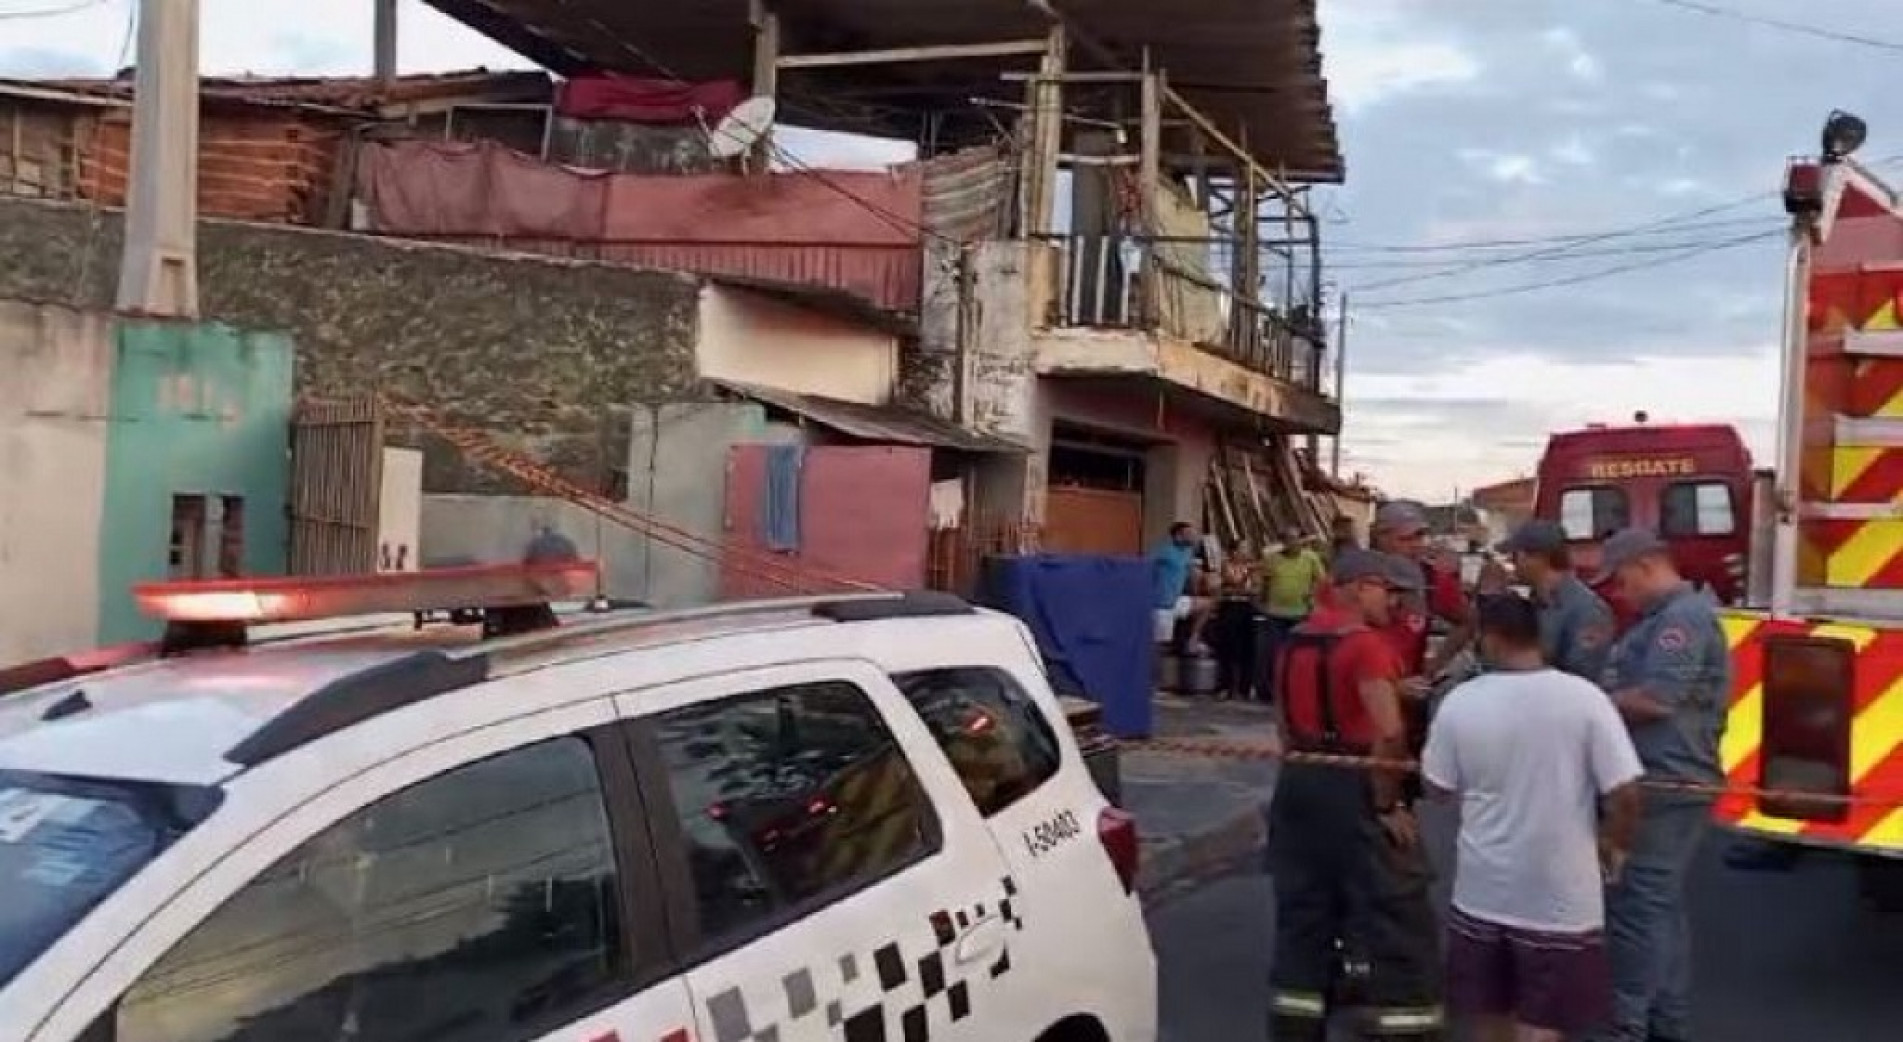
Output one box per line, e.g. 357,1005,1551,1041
1590,526,1671,584
1373,499,1430,536
1497,518,1567,555
1332,548,1424,592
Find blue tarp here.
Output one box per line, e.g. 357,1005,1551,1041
980,554,1155,738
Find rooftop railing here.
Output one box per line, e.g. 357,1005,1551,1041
1043,233,1328,393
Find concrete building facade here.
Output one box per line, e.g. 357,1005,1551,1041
0,300,293,658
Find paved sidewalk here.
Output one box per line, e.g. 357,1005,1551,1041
1126,695,1279,902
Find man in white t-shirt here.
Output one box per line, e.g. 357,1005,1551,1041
1422,592,1644,1042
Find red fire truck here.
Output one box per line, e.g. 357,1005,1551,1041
1533,417,1757,608
1715,111,1903,907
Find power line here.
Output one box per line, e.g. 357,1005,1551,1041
1344,190,1779,294
1323,215,1769,253
1634,0,1903,53
1344,153,1903,294
1323,231,1780,269
0,0,109,18
1355,228,1780,309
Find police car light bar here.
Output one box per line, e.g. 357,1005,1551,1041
132,561,601,626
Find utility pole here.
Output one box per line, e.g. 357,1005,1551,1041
373,0,399,84
115,0,201,319
1330,292,1349,477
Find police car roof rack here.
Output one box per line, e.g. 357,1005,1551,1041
219,590,979,767
813,589,974,621
471,588,975,662
0,571,967,768
225,650,492,767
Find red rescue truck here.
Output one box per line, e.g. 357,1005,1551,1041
1533,418,1756,608
1714,112,1903,907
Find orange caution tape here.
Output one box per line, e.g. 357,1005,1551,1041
1122,736,1903,809
380,394,883,595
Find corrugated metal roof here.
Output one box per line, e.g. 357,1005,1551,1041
35,68,552,114
0,80,130,109
715,380,1027,454
702,271,920,335
420,0,1341,180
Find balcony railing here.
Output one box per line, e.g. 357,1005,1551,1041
1044,234,1328,394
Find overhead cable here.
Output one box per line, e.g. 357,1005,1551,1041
1635,0,1903,53
1355,229,1780,309
1324,230,1779,269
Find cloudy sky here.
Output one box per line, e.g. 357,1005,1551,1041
3,0,1895,500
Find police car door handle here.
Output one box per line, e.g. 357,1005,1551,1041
954,915,1007,966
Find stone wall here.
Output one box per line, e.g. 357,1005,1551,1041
0,196,704,494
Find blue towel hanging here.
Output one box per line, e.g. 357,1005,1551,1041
762,444,805,551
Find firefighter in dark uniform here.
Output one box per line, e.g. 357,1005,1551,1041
1268,548,1445,1041
1497,518,1617,683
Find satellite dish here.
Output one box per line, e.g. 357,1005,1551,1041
707,96,777,159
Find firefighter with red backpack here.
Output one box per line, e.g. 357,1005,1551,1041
1267,547,1445,1042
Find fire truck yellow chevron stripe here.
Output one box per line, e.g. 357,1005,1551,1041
1719,616,1763,777
1829,446,1886,498
1876,384,1903,419
1719,613,1903,853
1825,520,1903,587
1851,673,1903,778
1864,806,1903,847
1842,356,1903,418
1731,622,1880,835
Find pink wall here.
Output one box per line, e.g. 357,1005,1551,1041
722,445,931,597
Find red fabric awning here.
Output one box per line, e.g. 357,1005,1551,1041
357,140,922,246
555,74,744,124
353,140,926,310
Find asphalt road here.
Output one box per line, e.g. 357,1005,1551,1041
1149,806,1903,1041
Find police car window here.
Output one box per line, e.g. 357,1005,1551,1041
1559,487,1629,541
0,774,216,989
1661,481,1735,537
893,667,1062,816
650,681,939,947
115,737,628,1042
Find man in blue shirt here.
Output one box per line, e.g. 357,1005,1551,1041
1497,519,1617,683
1151,521,1211,654
1593,527,1730,1042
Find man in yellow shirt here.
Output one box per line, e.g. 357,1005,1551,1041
1259,530,1328,701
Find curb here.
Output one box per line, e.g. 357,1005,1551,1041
1137,797,1269,904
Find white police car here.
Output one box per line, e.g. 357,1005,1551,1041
0,563,1155,1042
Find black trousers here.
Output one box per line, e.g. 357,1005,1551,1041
1210,597,1260,698
1260,614,1303,700
1267,762,1444,1039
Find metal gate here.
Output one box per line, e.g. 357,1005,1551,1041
289,395,385,575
